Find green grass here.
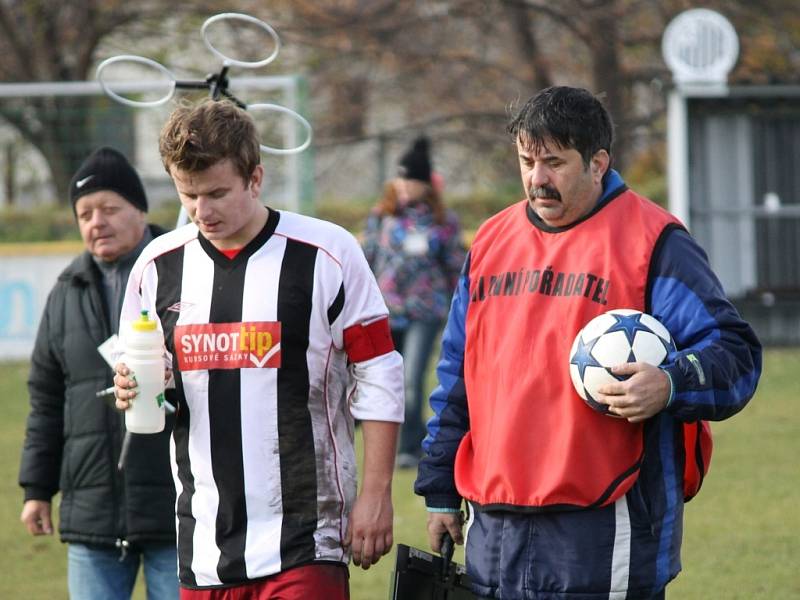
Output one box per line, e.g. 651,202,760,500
668,348,800,599
1,350,797,599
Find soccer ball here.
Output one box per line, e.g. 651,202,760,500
568,309,676,415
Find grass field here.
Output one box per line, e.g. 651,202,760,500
1,350,798,599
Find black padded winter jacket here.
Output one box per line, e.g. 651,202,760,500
18,224,176,548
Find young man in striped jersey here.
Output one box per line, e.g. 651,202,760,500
113,99,404,599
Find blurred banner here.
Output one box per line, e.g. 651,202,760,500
0,247,76,360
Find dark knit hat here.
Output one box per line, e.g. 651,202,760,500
397,136,432,183
69,146,148,212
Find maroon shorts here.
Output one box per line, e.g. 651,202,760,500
180,564,349,600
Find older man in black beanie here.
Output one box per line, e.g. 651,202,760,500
19,147,178,600
69,147,153,333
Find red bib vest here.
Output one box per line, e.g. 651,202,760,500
456,190,682,509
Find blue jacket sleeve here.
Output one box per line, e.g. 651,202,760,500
650,228,762,421
413,252,471,509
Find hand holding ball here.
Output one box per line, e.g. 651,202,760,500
568,309,675,415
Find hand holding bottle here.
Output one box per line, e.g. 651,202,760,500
114,310,166,434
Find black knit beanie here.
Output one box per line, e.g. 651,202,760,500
397,136,432,183
69,146,148,213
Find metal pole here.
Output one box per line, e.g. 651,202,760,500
667,88,690,228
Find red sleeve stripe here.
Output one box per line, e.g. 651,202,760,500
343,317,395,363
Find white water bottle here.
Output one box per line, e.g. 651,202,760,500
123,309,166,434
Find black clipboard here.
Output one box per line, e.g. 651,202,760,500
389,535,476,600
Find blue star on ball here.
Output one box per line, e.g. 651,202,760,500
604,312,657,362
604,313,652,345
570,334,603,382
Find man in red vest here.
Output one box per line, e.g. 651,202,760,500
414,86,761,599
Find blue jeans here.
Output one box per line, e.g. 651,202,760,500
68,542,179,600
392,319,443,456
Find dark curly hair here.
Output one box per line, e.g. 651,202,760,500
507,86,614,167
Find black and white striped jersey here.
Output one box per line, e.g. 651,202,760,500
120,209,404,588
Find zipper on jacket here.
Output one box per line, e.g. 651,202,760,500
115,537,130,561
88,280,127,544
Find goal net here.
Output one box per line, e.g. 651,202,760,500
0,76,313,215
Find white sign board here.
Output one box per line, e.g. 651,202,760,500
0,252,76,360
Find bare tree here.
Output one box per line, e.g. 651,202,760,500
0,0,216,204
257,0,799,179
1,0,796,203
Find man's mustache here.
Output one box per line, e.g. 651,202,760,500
529,186,561,201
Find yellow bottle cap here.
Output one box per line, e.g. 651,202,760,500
131,309,157,331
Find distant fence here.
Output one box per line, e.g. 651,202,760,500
0,77,312,213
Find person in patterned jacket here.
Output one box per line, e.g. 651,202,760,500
363,136,465,469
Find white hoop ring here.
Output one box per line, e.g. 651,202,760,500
201,13,281,69
248,103,313,156
96,55,176,108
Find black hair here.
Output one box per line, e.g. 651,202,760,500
507,86,614,167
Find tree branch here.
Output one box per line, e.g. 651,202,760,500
0,2,35,79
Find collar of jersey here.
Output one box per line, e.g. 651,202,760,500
197,208,280,270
